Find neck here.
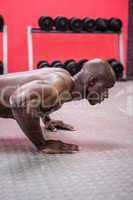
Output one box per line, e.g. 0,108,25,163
71,71,87,100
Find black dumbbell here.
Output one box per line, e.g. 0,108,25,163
107,58,117,65
38,16,54,31
107,58,124,79
51,60,63,68
63,59,78,76
64,59,76,66
69,17,83,32
54,16,69,31
78,59,88,71
112,61,124,79
0,15,4,30
83,18,95,32
37,60,50,69
0,61,4,74
108,18,122,32
95,18,108,32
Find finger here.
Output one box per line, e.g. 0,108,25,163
40,148,73,154
60,123,75,131
63,125,76,131
60,143,79,151
52,120,63,124
71,144,79,151
55,122,75,131
52,120,75,130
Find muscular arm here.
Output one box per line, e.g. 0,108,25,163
9,81,78,153
9,81,57,148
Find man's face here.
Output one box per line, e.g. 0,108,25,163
86,78,110,105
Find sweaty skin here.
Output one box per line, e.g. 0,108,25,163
0,59,115,154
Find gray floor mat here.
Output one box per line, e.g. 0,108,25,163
0,81,133,200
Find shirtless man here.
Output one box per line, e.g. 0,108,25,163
0,59,115,154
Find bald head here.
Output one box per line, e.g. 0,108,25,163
73,58,116,105
82,58,116,88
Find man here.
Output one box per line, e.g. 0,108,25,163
0,58,115,154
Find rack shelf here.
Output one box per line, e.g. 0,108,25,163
0,25,8,74
27,26,125,78
31,28,121,34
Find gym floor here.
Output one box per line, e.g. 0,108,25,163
0,81,133,200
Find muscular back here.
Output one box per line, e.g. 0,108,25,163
0,67,71,90
0,67,73,117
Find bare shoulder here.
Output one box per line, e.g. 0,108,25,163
54,69,74,90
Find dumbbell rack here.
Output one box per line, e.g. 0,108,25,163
0,25,8,74
27,26,126,79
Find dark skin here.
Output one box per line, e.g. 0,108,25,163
0,59,115,154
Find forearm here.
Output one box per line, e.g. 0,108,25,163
11,106,46,150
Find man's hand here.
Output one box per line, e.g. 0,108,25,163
40,140,79,154
45,120,75,132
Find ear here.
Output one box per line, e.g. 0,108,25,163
88,77,97,87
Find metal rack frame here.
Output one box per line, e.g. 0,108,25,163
0,25,8,74
27,26,125,78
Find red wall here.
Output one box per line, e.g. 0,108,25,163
0,0,128,73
